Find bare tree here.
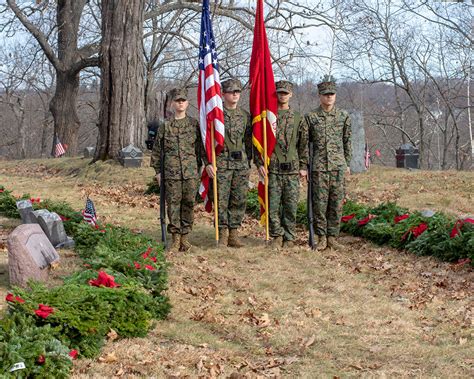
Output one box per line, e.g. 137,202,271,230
4,0,100,155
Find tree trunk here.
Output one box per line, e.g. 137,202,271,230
96,0,145,161
49,70,81,155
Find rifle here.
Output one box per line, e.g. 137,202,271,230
307,141,316,250
160,92,168,246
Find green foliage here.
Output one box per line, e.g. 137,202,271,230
246,189,260,219
0,188,21,219
244,189,472,264
0,313,72,378
145,179,160,195
0,184,171,376
11,283,157,358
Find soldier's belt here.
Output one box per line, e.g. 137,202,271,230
279,162,293,171
229,151,243,160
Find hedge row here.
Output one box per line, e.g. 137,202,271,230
0,185,170,377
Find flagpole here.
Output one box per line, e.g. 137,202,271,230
263,116,270,242
211,124,219,246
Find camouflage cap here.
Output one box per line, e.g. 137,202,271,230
222,78,242,93
275,80,294,93
169,87,188,101
317,75,337,95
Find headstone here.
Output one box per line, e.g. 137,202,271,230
349,111,366,173
83,146,95,158
16,200,35,224
421,209,435,218
7,224,60,287
118,144,143,168
37,211,68,247
30,209,50,224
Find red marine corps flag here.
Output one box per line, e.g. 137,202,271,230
250,0,278,240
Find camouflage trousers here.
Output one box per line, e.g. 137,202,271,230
269,173,299,241
217,168,249,229
165,178,197,235
311,170,344,236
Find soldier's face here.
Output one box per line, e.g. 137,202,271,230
319,93,336,108
223,91,241,105
277,91,292,105
172,99,188,112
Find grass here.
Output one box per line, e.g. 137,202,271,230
1,158,473,377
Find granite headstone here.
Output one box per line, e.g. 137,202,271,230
118,144,143,168
83,146,95,158
349,111,366,173
7,224,60,287
16,200,35,224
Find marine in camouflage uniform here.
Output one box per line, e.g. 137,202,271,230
305,76,351,250
205,79,252,247
256,80,308,248
151,88,202,252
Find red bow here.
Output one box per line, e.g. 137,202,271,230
341,213,356,223
450,218,474,238
402,222,428,241
358,214,376,226
394,214,409,224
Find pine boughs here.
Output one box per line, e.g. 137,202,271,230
0,185,170,375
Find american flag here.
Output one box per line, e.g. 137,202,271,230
364,142,371,169
53,134,66,158
197,0,225,212
82,198,97,226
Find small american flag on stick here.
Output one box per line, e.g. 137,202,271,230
53,134,67,158
82,197,97,226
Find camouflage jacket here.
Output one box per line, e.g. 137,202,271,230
305,106,352,172
255,109,309,175
204,106,253,170
150,116,202,180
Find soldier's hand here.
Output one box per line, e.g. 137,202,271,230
299,169,307,181
346,167,351,176
205,164,215,179
156,174,161,186
258,166,266,179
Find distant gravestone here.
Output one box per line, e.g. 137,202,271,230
7,224,60,288
118,144,143,168
421,209,435,218
37,211,68,247
83,146,95,158
349,111,366,173
16,200,35,224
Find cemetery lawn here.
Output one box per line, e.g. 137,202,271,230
0,157,473,378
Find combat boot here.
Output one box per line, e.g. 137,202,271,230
219,228,229,247
169,233,180,253
269,236,283,249
228,228,244,248
327,236,344,251
316,235,327,251
283,240,295,248
180,234,192,252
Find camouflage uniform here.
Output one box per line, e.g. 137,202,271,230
305,78,351,237
206,79,253,232
257,80,308,242
151,88,202,236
